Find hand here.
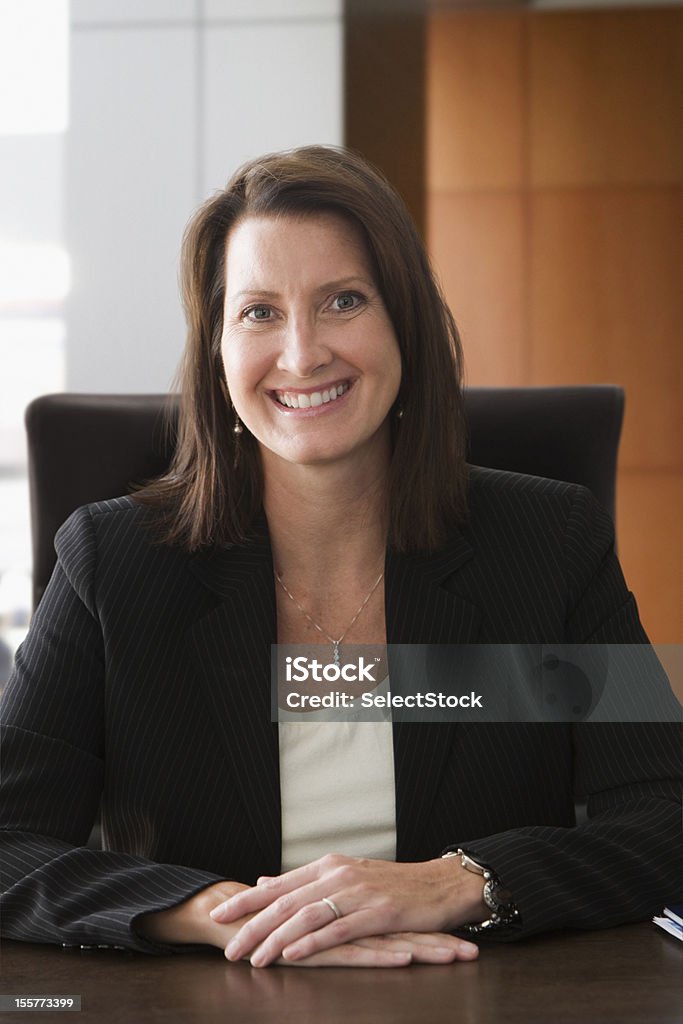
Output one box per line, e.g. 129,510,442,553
136,879,478,968
210,855,484,967
135,881,252,948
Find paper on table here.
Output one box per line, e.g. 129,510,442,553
663,904,683,928
653,916,683,942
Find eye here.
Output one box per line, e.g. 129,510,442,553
243,304,273,322
332,292,363,312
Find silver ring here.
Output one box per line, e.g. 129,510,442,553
321,896,342,920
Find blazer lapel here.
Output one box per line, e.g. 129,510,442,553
186,522,281,875
386,534,481,861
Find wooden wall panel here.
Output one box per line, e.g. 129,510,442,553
617,471,683,644
427,11,525,191
425,7,683,642
345,7,426,234
658,646,683,705
529,191,611,382
428,193,526,385
529,189,683,471
529,11,683,187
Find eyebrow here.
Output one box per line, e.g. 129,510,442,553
228,276,374,302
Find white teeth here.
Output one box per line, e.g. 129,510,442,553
275,382,349,409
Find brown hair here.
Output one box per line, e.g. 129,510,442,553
137,145,468,551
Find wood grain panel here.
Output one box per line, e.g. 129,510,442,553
345,9,426,234
617,470,683,645
424,5,683,645
427,11,525,192
529,189,683,470
657,645,683,706
529,10,683,187
428,192,526,386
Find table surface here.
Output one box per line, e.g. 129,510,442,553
1,923,681,1024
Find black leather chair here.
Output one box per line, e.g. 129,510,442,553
25,386,624,611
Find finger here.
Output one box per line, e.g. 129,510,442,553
211,881,280,923
351,933,479,963
212,864,322,922
279,944,412,969
223,881,336,960
242,899,355,967
254,859,332,895
264,907,392,965
368,931,479,955
216,854,357,923
215,851,362,925
283,933,477,968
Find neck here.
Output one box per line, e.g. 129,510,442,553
262,449,390,586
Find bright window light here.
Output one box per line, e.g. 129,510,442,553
0,243,70,308
0,317,66,423
0,0,69,135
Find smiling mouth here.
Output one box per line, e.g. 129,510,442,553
272,381,351,410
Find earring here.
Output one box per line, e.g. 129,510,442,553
232,414,243,470
396,406,404,421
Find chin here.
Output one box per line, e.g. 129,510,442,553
258,422,391,470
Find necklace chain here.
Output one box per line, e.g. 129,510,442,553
275,568,384,665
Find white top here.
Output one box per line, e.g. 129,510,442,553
278,692,397,871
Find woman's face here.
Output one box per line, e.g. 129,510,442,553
220,211,402,474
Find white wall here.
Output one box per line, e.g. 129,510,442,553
66,0,343,393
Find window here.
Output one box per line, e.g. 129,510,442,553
0,1,69,689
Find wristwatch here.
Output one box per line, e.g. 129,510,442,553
442,848,521,934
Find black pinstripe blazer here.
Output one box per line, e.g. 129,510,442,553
1,466,681,952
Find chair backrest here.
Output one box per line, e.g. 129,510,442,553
25,386,624,610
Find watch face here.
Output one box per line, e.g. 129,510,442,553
484,880,515,913
483,879,497,911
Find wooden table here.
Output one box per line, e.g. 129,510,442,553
1,923,680,1023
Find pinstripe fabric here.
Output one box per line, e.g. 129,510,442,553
1,466,681,952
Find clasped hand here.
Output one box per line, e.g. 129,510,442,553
209,854,482,968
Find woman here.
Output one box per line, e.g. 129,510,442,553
1,146,681,967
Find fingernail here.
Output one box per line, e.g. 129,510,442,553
210,903,226,919
392,951,412,962
225,940,239,959
250,951,265,968
282,945,301,961
458,941,478,956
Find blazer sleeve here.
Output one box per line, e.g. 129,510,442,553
0,506,225,953
451,486,683,940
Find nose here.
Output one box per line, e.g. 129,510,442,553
276,315,332,378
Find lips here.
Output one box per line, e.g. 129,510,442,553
273,381,351,409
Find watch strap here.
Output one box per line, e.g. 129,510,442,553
442,848,521,934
